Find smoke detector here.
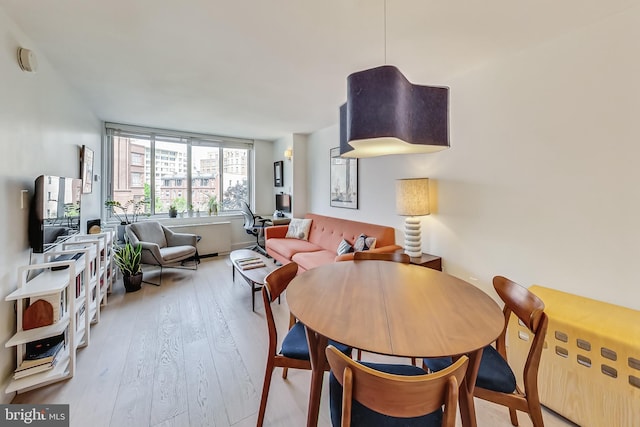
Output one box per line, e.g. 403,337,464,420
17,48,38,73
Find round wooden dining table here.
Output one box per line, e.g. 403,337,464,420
286,260,504,427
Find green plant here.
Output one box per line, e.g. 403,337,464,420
207,194,218,214
105,199,147,224
113,243,142,276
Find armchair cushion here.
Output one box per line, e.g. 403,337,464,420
128,222,167,248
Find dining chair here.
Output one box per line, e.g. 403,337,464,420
257,262,351,427
327,345,468,427
424,275,548,427
353,251,410,263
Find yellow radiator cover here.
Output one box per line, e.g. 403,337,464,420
507,285,640,427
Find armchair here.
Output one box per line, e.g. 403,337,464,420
125,221,198,286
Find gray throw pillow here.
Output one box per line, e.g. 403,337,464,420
337,239,354,256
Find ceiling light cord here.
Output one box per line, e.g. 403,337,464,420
384,0,387,64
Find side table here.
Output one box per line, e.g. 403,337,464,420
409,253,442,271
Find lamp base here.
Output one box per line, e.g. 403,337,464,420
404,217,422,258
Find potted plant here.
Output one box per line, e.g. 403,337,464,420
113,242,143,292
105,198,148,242
168,203,178,218
207,195,218,216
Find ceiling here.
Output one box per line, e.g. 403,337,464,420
1,0,634,141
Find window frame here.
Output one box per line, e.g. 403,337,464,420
104,123,254,220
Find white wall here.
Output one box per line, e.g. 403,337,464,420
308,7,640,311
273,134,308,217
0,8,102,401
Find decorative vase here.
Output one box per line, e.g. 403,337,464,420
123,272,143,292
117,222,129,243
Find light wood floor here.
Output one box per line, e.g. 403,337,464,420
12,256,577,427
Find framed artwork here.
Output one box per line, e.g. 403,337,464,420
81,145,94,194
274,160,284,187
330,147,358,209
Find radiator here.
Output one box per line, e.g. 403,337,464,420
507,285,640,426
166,221,231,256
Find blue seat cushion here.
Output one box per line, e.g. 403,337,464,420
329,362,443,427
280,322,351,360
423,345,517,394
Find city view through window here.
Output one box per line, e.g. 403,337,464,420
110,133,249,217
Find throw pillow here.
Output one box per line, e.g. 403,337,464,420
285,218,312,241
353,233,377,252
336,239,354,256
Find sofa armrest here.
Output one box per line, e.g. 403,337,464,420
335,244,403,262
265,225,288,240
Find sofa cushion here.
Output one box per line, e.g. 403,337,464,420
285,218,312,240
337,239,354,256
293,250,338,271
267,238,323,260
353,234,377,252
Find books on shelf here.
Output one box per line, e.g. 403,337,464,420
236,257,265,270
15,334,65,379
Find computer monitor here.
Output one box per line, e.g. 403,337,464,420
275,193,291,213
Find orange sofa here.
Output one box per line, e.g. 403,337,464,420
265,213,401,272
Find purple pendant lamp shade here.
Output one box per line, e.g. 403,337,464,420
340,65,449,158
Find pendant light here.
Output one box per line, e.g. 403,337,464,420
339,2,449,158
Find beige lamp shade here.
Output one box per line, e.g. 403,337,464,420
396,178,430,216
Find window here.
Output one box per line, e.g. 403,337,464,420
131,172,143,186
105,123,253,218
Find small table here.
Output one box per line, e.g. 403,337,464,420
409,253,442,271
287,261,504,427
229,249,277,311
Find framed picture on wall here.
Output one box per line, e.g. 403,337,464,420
81,145,94,194
274,160,284,187
330,147,358,209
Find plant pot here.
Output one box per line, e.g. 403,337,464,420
117,222,129,243
169,209,177,218
123,272,143,293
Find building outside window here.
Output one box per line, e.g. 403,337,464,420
105,123,252,218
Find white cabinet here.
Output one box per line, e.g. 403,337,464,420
4,260,78,394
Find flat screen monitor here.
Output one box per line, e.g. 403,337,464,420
275,193,291,213
29,175,82,253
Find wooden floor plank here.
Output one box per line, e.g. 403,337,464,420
110,374,154,427
149,295,187,426
183,338,228,427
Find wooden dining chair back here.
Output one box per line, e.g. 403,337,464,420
327,345,468,427
353,251,410,263
257,262,352,426
473,276,549,427
257,261,306,426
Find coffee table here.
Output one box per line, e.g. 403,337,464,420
230,249,277,311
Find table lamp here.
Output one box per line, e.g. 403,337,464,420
396,178,430,258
